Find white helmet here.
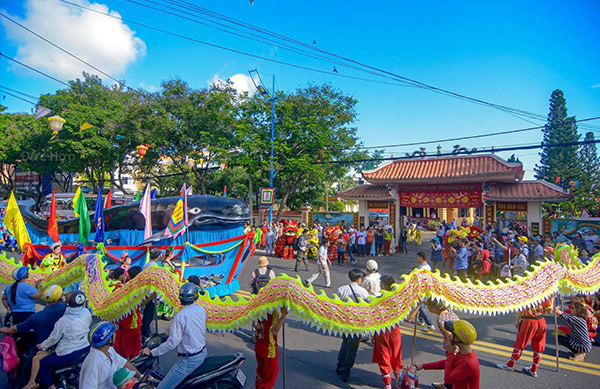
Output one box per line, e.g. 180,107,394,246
366,259,378,273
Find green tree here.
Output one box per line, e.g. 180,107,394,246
0,106,32,195
139,79,240,194
578,131,600,213
239,84,378,221
534,89,581,187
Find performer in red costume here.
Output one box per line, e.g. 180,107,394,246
324,226,343,263
372,276,403,389
282,223,298,260
496,296,555,378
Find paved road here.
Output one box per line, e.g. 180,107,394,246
2,232,599,388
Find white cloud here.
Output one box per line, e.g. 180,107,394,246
2,0,146,81
592,83,600,89
211,73,255,95
139,82,158,92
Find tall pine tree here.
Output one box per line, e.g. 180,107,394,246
534,89,581,187
580,132,600,212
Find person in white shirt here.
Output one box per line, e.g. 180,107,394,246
336,269,370,383
25,290,92,389
511,247,530,277
361,259,381,296
411,253,435,332
142,282,207,388
357,226,367,256
306,240,331,287
79,321,142,389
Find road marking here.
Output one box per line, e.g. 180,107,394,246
233,290,252,298
397,324,600,370
400,325,600,376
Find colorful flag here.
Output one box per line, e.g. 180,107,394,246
223,185,227,198
73,187,82,217
139,185,152,240
151,188,157,199
79,123,94,131
34,106,51,119
104,190,112,208
75,190,91,244
164,184,187,239
135,190,141,202
94,187,105,243
4,192,32,251
580,207,591,219
48,190,59,243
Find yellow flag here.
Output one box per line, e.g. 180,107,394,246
73,187,81,217
79,123,94,131
4,192,32,252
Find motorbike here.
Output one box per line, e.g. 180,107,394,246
133,334,247,388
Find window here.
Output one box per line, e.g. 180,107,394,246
459,208,469,218
474,207,483,217
412,207,424,218
429,208,438,218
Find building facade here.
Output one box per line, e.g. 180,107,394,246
339,154,571,239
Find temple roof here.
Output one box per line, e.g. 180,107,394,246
483,180,572,202
339,180,571,203
362,154,524,184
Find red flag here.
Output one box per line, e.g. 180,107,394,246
555,176,561,184
48,190,59,242
104,190,112,208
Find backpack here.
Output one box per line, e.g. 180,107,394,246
292,238,300,251
251,267,273,294
0,335,19,373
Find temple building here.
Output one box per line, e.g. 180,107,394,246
338,154,571,237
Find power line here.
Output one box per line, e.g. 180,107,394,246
146,0,552,123
355,116,600,150
0,88,38,106
0,53,70,87
56,0,420,88
319,139,600,165
0,85,38,100
0,12,137,92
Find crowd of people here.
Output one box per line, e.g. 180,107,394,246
1,213,599,388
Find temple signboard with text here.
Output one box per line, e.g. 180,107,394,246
398,183,483,209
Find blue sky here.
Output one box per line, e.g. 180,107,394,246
1,0,599,179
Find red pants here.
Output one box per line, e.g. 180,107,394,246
384,240,391,255
514,318,547,352
373,327,403,387
256,353,279,389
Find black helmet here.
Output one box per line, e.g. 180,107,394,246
179,282,199,305
66,290,87,307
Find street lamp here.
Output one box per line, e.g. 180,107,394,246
249,69,276,223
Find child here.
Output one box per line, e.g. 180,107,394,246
337,236,346,265
430,238,443,270
113,367,137,389
372,276,402,389
383,228,393,256
554,303,592,361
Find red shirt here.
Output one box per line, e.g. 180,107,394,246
423,351,480,389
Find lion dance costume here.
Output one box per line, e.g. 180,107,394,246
307,228,319,260
324,226,343,262
275,221,298,260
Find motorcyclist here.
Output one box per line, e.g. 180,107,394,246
1,285,66,388
2,266,42,325
142,282,207,388
80,321,142,389
24,290,92,389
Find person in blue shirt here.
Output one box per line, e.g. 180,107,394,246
2,266,42,325
1,285,66,389
450,239,469,281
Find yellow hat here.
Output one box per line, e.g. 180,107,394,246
517,236,528,243
42,285,64,303
444,320,477,345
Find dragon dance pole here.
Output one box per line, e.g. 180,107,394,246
553,294,559,372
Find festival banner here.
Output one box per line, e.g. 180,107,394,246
399,191,482,208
